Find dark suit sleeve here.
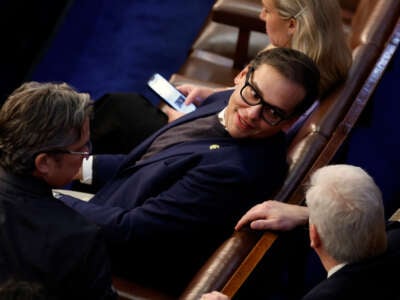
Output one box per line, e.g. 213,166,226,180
90,154,126,189
62,147,285,243
60,137,287,293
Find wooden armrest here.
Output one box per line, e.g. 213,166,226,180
179,228,265,300
212,0,265,33
169,73,229,89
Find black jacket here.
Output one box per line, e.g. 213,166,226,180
0,167,117,299
303,222,400,300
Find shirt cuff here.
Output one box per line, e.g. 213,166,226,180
80,155,93,185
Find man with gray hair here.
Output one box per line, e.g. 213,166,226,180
202,164,399,299
302,164,391,299
0,82,116,299
306,164,387,270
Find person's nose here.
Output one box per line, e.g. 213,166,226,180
247,104,263,121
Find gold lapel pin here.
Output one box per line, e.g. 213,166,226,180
209,144,220,150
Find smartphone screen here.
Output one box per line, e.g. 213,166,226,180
147,73,196,113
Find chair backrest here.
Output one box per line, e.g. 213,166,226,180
280,0,396,202
179,1,400,299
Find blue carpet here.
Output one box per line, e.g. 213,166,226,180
30,0,214,103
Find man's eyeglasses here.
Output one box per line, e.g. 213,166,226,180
44,141,92,159
240,67,291,126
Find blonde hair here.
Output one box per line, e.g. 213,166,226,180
274,0,353,96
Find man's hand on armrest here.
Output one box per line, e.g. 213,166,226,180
235,200,309,232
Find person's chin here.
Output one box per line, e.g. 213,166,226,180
230,127,250,139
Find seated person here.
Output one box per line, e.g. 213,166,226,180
59,47,320,296
0,82,117,299
90,0,352,154
201,164,399,299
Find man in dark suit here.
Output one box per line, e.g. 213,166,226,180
301,230,399,299
0,82,117,299
59,48,320,296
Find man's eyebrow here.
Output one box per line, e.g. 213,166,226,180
250,74,264,99
251,75,288,115
249,69,270,103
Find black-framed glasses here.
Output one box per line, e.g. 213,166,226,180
44,141,92,159
240,67,291,126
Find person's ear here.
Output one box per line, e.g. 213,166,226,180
34,153,51,176
288,17,297,36
309,223,322,250
234,65,250,85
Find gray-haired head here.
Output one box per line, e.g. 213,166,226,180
0,81,93,174
306,164,387,263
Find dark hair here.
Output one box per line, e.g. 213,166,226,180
0,82,93,174
249,47,320,116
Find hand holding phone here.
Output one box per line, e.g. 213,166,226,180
147,73,196,113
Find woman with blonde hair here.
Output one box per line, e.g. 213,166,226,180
261,0,352,96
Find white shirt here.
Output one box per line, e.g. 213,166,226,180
81,156,93,184
327,262,347,278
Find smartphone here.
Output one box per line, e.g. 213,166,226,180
147,73,196,113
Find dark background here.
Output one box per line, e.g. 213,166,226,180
1,0,399,217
